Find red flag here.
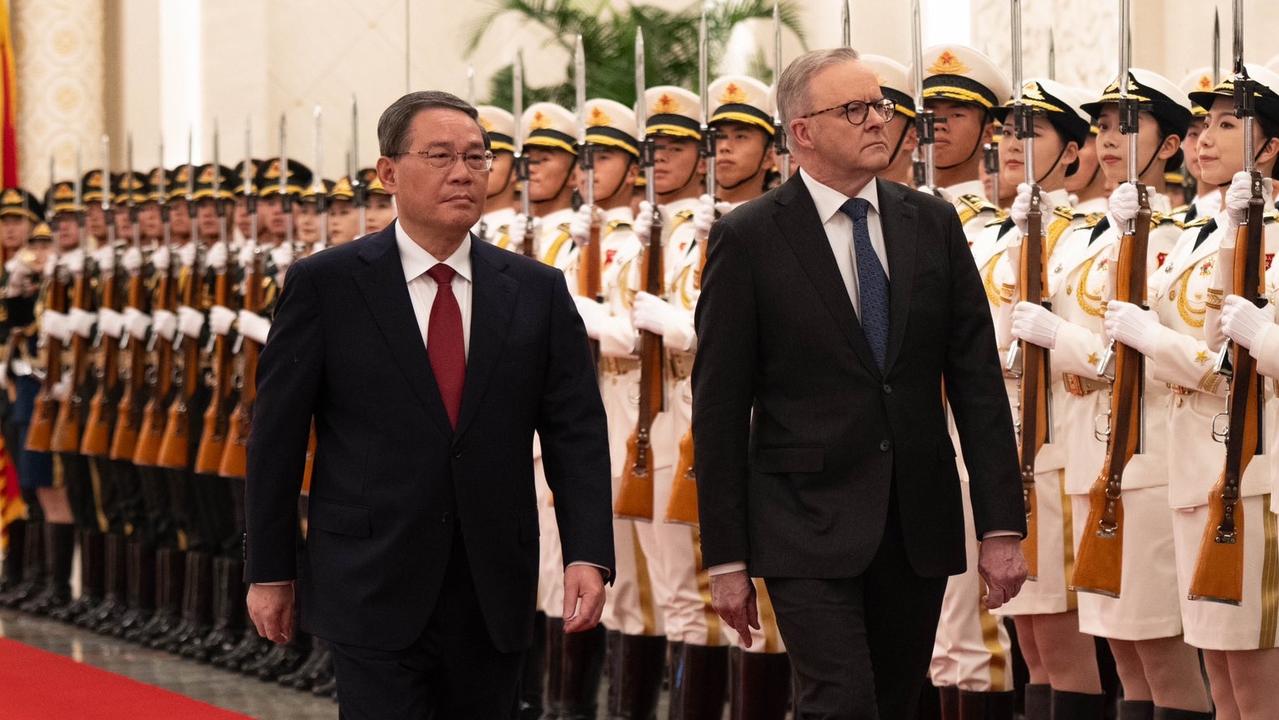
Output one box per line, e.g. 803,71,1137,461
0,0,17,187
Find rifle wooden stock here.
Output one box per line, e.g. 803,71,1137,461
110,270,149,461
664,429,698,525
577,217,601,301
194,271,233,475
132,261,176,468
219,255,263,480
615,212,664,521
522,214,536,259
1016,193,1050,581
50,271,93,453
26,270,68,453
1072,193,1150,597
1189,201,1265,606
156,262,203,471
82,264,122,458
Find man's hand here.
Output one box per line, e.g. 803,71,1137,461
710,570,760,648
562,565,606,634
247,581,295,644
978,536,1028,610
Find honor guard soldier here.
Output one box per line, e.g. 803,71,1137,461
325,176,359,246
475,105,518,249
864,56,920,188
1067,120,1109,216
514,102,579,268
298,178,335,253
355,167,395,235
232,159,262,246
255,158,311,284
1178,69,1223,224
1128,64,1279,720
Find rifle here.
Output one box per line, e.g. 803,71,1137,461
109,165,147,461
1006,0,1050,580
26,220,68,453
195,133,234,476
514,52,536,259
665,10,714,526
615,28,664,521
1189,1,1262,605
911,0,938,195
82,134,122,458
771,2,790,182
50,145,94,455
573,38,602,306
133,143,177,468
219,125,259,480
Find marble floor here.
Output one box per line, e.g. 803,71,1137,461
0,608,338,720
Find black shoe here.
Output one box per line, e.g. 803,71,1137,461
156,551,212,652
213,627,270,671
113,540,156,638
19,523,74,615
0,519,26,595
311,672,337,698
87,533,129,633
181,557,242,661
0,520,42,607
256,638,306,682
279,637,326,689
131,548,184,644
607,633,666,720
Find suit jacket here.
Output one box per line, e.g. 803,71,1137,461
692,175,1024,580
244,224,614,652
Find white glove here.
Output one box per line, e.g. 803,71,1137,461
1010,301,1063,349
1106,182,1141,231
177,242,197,268
632,291,695,352
94,246,115,273
208,304,236,336
573,295,608,339
692,194,716,242
121,247,143,273
1104,300,1162,356
152,309,177,341
237,309,271,345
238,242,257,267
97,308,126,338
122,307,151,341
6,256,31,287
1010,183,1050,236
151,244,171,272
1220,294,1276,353
67,307,96,339
207,241,229,272
509,215,540,254
634,201,654,244
270,243,294,274
176,305,204,339
50,376,71,403
62,249,85,276
42,252,57,278
1225,170,1276,230
40,310,71,344
569,205,595,247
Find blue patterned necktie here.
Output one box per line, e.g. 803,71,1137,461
840,198,889,369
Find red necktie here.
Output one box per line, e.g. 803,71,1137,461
426,264,465,428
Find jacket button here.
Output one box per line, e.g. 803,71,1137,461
883,383,893,394
441,512,451,524
453,449,463,459
879,439,891,452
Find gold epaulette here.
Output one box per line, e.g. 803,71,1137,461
985,210,1010,228
604,219,633,235
1053,206,1080,222
1171,204,1190,216
956,194,997,221
1081,212,1106,228
1150,211,1178,226
1181,215,1214,229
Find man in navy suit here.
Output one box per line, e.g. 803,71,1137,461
244,90,614,719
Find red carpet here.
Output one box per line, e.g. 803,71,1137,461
0,638,251,719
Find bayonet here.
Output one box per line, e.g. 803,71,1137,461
911,0,937,194
514,50,533,257
841,1,851,49
1048,31,1056,81
352,95,366,236
699,7,717,201
772,1,790,181
313,105,327,250
466,66,476,107
279,113,294,254
1213,10,1221,87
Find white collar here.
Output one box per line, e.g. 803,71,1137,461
940,179,987,202
394,220,472,284
799,168,880,225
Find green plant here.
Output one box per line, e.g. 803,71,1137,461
466,0,806,109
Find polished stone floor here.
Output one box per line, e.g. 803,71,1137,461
0,608,338,720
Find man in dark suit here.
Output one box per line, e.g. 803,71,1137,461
692,49,1028,719
243,91,614,719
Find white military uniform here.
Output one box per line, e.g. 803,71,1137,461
477,206,517,250
941,180,1001,248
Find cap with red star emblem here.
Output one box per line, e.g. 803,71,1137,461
644,86,702,141
708,75,776,135
920,45,1011,111
583,98,639,157
521,102,578,156
476,105,517,154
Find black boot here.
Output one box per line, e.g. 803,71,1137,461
0,518,25,594
154,550,211,652
278,636,324,688
311,671,338,698
113,539,155,638
131,548,183,643
1050,690,1104,719
0,519,40,606
958,690,1015,720
87,533,128,632
213,626,270,671
181,556,242,661
254,635,306,681
608,633,666,719
20,523,74,615
304,643,335,694
935,685,958,720
730,649,791,720
1150,708,1212,719
1117,700,1153,720
668,643,729,720
1023,684,1051,720
519,611,547,719
50,529,99,622
560,624,606,720
543,616,565,719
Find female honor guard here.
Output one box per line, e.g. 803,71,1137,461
989,79,1097,718
475,105,518,249
1017,70,1212,718
1152,64,1279,720
1177,70,1224,224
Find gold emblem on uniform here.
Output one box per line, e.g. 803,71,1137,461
54,184,74,200
479,117,494,132
719,83,748,105
530,111,550,130
654,93,679,114
333,177,352,193
588,106,612,127
1195,350,1209,364
175,166,192,183
198,165,216,183
263,160,281,180
87,171,103,188
1023,82,1046,101
1198,75,1213,91
2,189,19,204
927,50,968,76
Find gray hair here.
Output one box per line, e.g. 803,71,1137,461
377,90,487,157
776,47,861,128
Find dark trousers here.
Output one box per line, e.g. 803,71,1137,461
766,493,947,720
328,532,524,719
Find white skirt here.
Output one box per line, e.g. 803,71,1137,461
993,469,1076,616
1172,495,1279,651
1071,488,1183,640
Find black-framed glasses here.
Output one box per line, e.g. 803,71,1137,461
396,149,494,172
800,98,896,126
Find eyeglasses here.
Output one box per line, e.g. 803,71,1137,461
800,98,897,126
396,149,494,172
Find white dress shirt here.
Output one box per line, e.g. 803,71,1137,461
397,220,473,357
798,168,890,318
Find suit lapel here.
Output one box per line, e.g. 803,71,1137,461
354,226,453,438
454,239,518,441
773,174,880,377
877,180,917,374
